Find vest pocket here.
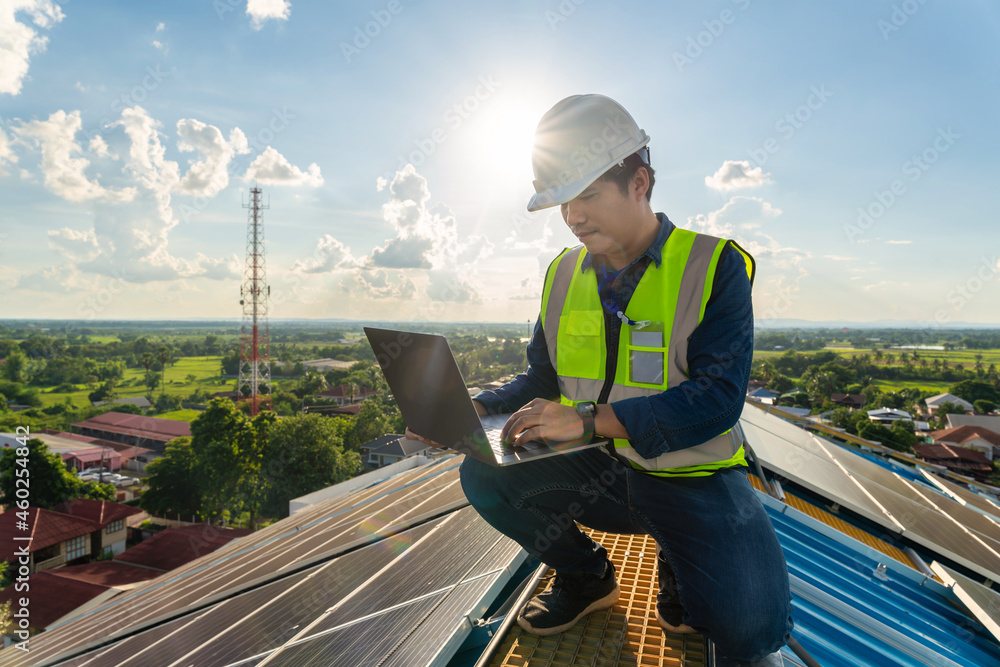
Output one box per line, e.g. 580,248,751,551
558,310,602,379
626,327,667,388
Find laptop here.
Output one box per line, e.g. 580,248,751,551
364,327,610,466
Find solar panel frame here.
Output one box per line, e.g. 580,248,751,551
920,469,1000,522
930,561,1000,645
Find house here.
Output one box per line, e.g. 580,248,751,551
39,428,156,466
925,392,974,415
746,387,777,405
317,383,377,405
866,407,913,424
947,413,1000,433
52,499,143,557
912,442,994,481
274,358,358,372
0,508,100,573
359,434,433,468
116,524,252,572
928,425,1000,462
71,411,191,454
61,447,122,473
830,393,866,410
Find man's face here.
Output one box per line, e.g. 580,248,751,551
560,176,641,259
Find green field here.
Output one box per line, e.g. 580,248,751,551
156,409,203,422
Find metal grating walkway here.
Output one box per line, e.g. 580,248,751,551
488,531,707,667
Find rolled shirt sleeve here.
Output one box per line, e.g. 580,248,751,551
610,245,753,458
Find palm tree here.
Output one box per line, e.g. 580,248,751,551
140,352,156,389
157,346,172,394
872,349,883,364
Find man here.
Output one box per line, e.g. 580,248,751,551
410,94,792,666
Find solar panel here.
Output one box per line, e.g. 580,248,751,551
931,561,1000,645
920,469,1000,522
0,458,473,667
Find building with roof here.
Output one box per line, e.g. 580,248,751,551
115,524,252,572
0,508,100,573
912,442,994,482
60,447,122,472
0,571,110,632
317,383,377,405
867,406,913,424
275,358,359,372
925,392,975,414
830,392,866,410
3,405,1000,665
71,411,191,454
746,386,776,404
52,499,143,557
360,433,434,468
948,413,1000,433
930,425,1000,461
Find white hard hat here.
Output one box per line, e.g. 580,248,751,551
527,94,650,212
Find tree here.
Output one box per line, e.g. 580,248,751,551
346,399,391,450
0,438,112,509
259,413,360,518
974,400,996,415
157,346,172,393
949,380,1000,405
935,401,969,418
1,348,27,384
189,399,256,522
140,437,202,519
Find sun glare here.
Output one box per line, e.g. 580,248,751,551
462,98,540,190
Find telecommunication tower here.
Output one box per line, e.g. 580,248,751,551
238,186,272,415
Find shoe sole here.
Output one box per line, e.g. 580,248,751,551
516,584,621,636
656,608,696,634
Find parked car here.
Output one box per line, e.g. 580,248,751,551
76,466,111,477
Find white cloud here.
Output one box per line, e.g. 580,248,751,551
243,146,323,187
292,234,358,273
175,119,249,197
426,271,480,303
0,127,17,176
0,0,63,96
47,227,100,262
886,239,913,245
113,105,180,226
152,39,167,54
824,255,857,262
155,21,165,32
15,263,93,293
704,160,773,191
342,269,416,300
246,0,291,29
686,196,781,237
192,252,241,280
14,110,137,202
88,134,112,158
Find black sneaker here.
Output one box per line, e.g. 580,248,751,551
517,560,620,636
657,551,696,634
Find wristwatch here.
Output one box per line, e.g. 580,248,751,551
576,401,597,439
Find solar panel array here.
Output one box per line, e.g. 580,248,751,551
0,456,528,667
920,468,1000,522
740,407,1000,585
931,561,1000,646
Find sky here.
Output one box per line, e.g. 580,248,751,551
0,0,998,326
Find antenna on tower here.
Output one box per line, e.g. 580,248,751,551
238,186,273,416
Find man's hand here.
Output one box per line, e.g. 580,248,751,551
406,399,488,449
500,398,584,447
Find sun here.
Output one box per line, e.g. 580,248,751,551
461,97,540,191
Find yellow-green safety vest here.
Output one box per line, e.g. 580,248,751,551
540,226,755,477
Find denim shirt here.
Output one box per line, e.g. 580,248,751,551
474,213,754,459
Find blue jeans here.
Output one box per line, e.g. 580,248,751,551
460,450,794,662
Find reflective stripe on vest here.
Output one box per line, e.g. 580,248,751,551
540,227,755,476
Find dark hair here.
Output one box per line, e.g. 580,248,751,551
598,151,655,201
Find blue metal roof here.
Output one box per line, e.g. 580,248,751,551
765,497,1000,667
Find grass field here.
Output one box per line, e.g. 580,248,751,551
156,409,203,422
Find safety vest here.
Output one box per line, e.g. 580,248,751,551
540,226,755,477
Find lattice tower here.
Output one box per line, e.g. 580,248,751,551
238,186,272,415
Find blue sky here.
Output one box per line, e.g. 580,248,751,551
1,0,997,325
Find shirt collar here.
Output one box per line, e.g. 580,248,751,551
580,213,675,273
